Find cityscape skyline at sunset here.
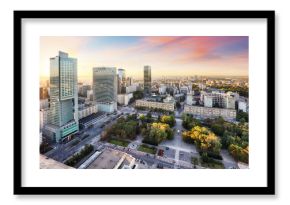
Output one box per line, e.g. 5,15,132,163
40,36,248,82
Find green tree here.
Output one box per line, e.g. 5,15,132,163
160,115,176,127
142,122,174,145
182,126,222,155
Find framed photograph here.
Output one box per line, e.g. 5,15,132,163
14,10,275,195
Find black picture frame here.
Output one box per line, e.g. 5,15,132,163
14,10,275,195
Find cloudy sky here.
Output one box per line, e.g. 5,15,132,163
40,36,248,81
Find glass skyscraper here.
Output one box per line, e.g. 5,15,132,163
144,65,152,96
44,51,79,142
117,68,126,94
93,67,117,112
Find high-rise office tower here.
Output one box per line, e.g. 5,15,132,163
117,68,126,94
40,87,49,100
144,65,152,96
126,77,132,86
93,67,117,112
43,51,79,142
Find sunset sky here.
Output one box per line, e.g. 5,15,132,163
40,36,248,82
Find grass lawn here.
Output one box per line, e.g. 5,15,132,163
108,138,130,147
138,144,157,154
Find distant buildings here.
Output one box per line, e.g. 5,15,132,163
159,84,167,95
40,87,49,99
180,86,190,95
238,97,249,113
186,94,194,105
43,51,79,142
117,68,126,94
93,67,117,112
163,95,176,104
39,108,49,131
201,91,237,109
135,99,174,112
144,65,152,96
126,84,138,94
126,77,132,86
184,105,237,121
40,99,49,109
78,84,91,97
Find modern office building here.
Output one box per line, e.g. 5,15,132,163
144,65,152,96
43,51,79,142
126,77,132,86
40,87,49,99
117,68,126,94
93,67,117,112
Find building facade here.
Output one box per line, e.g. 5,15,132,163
78,103,98,119
135,99,174,111
40,87,49,99
238,97,249,113
117,93,133,106
44,51,79,142
126,84,137,94
117,68,126,94
201,91,236,109
144,65,152,96
184,105,236,121
40,108,49,131
92,67,117,112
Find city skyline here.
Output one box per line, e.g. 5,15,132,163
40,36,249,82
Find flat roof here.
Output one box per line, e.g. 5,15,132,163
87,148,134,169
40,155,74,169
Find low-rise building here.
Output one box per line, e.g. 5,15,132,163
238,97,249,113
79,112,107,129
159,84,167,94
184,105,236,121
117,93,133,105
97,102,117,113
126,84,137,94
135,99,174,111
78,103,98,119
86,90,94,101
87,148,136,169
40,155,74,169
163,95,176,104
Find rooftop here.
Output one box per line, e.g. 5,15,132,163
87,148,135,169
40,155,74,169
